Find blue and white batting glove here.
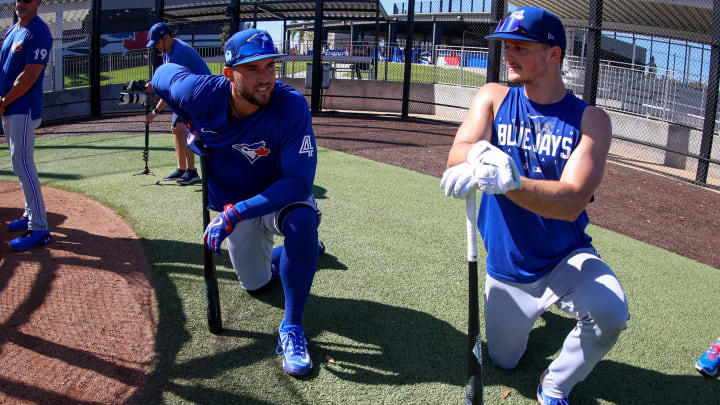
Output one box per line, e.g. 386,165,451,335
203,204,242,255
186,132,211,156
466,140,522,194
441,162,479,199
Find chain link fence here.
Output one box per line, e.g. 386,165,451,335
1,0,717,187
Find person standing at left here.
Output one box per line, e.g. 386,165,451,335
0,0,53,251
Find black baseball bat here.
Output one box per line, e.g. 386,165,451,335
200,155,222,334
465,192,483,405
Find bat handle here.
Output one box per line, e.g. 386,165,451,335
465,192,478,262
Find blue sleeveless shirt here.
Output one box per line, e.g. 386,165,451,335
479,86,594,283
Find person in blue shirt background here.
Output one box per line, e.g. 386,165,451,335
441,7,628,404
0,0,53,251
145,22,211,185
150,29,324,376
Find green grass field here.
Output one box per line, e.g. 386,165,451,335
0,131,717,404
63,60,486,90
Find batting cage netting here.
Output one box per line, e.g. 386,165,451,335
0,0,718,187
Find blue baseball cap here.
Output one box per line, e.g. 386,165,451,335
485,7,566,51
147,22,170,48
224,29,286,67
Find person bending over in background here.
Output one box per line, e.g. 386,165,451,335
145,22,211,185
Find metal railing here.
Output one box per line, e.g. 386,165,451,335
47,41,720,134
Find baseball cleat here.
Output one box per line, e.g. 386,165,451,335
537,371,569,405
276,320,313,376
177,169,201,185
10,230,51,251
8,216,29,232
695,338,720,377
163,168,185,181
319,240,325,256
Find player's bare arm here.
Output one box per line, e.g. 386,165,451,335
0,64,44,111
504,105,612,221
447,83,508,167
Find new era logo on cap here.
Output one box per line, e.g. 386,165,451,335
224,29,286,67
485,6,566,51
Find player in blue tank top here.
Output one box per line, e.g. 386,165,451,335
145,22,211,185
150,29,323,376
0,0,53,251
441,7,629,404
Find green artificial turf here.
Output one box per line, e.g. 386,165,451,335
0,132,717,404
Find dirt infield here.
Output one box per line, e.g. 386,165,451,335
0,182,156,404
311,112,720,269
0,111,715,404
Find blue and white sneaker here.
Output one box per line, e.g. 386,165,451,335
537,371,569,405
10,230,51,251
8,216,29,232
696,338,720,377
276,321,313,376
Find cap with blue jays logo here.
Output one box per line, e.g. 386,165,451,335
485,7,566,51
224,29,286,67
147,22,171,48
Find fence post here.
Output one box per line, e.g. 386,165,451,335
696,0,720,183
459,46,464,85
486,0,504,84
310,0,324,113
89,0,102,117
583,0,603,105
401,0,416,118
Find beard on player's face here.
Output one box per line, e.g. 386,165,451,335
235,78,273,106
239,83,272,106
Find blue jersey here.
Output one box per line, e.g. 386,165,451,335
151,63,317,216
162,39,211,75
0,16,52,119
479,86,593,283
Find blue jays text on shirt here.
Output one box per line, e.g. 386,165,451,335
496,116,574,171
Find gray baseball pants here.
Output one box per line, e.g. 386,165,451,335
484,247,629,398
3,113,48,231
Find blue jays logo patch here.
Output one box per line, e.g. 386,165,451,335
233,141,271,163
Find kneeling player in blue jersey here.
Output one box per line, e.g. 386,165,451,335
150,29,322,376
441,7,629,404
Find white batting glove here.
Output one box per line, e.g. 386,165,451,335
466,141,522,194
441,162,479,199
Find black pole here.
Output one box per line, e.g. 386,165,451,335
583,0,603,105
229,0,240,34
310,0,324,113
696,0,720,183
153,0,164,72
401,0,415,118
253,0,258,28
200,154,222,334
133,103,153,176
374,0,380,80
486,0,504,84
89,0,102,117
